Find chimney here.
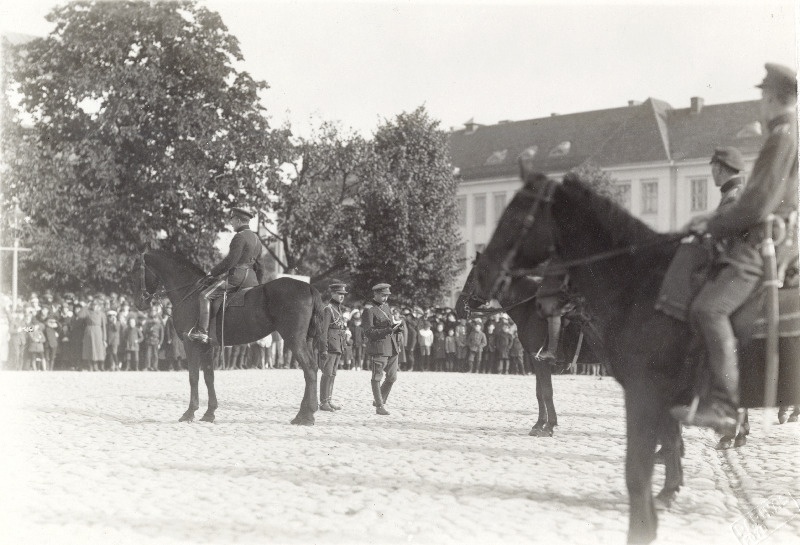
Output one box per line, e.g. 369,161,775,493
690,96,704,114
464,117,479,134
550,113,558,117
628,100,641,107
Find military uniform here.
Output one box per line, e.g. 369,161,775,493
189,207,262,343
363,283,401,415
319,283,348,411
673,64,799,432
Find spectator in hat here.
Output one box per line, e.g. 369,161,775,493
672,62,799,434
710,146,746,210
465,322,487,373
402,307,418,372
319,281,349,411
43,316,60,371
80,299,106,372
188,206,262,344
122,316,143,371
142,306,164,371
362,283,402,415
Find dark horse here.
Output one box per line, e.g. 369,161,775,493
457,262,685,508
137,250,325,425
473,169,800,543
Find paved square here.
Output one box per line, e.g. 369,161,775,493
1,370,798,544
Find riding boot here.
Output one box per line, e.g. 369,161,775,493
319,376,334,411
671,320,738,435
328,375,341,410
187,299,211,343
380,380,394,405
372,380,389,415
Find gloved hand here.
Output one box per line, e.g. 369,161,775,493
200,274,217,288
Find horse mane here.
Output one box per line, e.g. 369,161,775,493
558,173,674,252
149,248,207,277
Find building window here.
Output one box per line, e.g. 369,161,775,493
485,149,508,165
641,180,658,214
474,243,486,259
549,141,572,157
474,194,486,225
615,181,632,210
493,192,507,223
690,178,708,212
457,196,467,226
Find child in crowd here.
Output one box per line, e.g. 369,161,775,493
454,320,467,372
122,316,143,371
44,317,60,371
496,324,512,375
432,322,446,372
106,310,121,371
465,322,487,373
509,327,525,375
418,322,433,371
142,307,164,371
444,328,457,372
26,320,47,371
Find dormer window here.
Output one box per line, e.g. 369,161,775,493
736,122,762,138
549,141,572,157
520,145,538,160
485,149,508,165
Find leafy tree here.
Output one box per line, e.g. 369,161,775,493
351,107,461,306
569,160,622,201
258,122,369,282
3,0,285,291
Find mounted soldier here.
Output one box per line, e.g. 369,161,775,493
671,63,799,432
188,207,262,344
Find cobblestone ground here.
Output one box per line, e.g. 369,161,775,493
0,370,798,545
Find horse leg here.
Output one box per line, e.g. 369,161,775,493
200,347,218,422
290,339,318,426
541,363,557,436
529,365,547,435
733,408,749,448
625,390,660,544
655,417,683,509
180,344,201,422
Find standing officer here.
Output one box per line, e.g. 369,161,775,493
362,283,403,415
319,282,348,411
188,207,262,343
710,146,746,209
672,63,798,433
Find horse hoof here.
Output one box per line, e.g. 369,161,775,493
200,413,215,423
715,437,734,450
290,415,315,426
778,413,788,424
733,435,747,448
654,491,675,510
789,415,799,423
179,412,195,422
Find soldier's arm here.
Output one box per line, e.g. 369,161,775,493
210,233,246,277
708,133,796,238
319,307,332,353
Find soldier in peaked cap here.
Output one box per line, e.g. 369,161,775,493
362,283,402,415
710,146,746,209
672,63,799,434
319,281,348,411
188,206,263,343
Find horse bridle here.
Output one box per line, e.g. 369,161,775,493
488,178,558,302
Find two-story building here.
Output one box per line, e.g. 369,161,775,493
446,97,765,305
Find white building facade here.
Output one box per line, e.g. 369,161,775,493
446,97,764,306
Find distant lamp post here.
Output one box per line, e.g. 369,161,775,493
1,204,32,311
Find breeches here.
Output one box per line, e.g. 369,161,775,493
690,264,760,330
201,279,234,300
320,352,342,377
371,354,399,383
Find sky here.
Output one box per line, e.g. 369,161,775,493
1,0,798,137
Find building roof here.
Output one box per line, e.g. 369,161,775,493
448,98,763,181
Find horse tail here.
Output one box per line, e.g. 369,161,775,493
307,284,325,342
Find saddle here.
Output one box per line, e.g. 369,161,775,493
208,287,253,345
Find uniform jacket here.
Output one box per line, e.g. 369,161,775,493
708,113,798,273
362,302,400,356
320,301,348,354
718,176,744,210
210,225,263,288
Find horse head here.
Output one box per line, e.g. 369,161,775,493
475,160,559,305
455,252,493,319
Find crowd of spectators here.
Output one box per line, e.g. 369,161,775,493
1,290,605,377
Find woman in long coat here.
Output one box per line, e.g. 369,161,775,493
81,300,107,371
